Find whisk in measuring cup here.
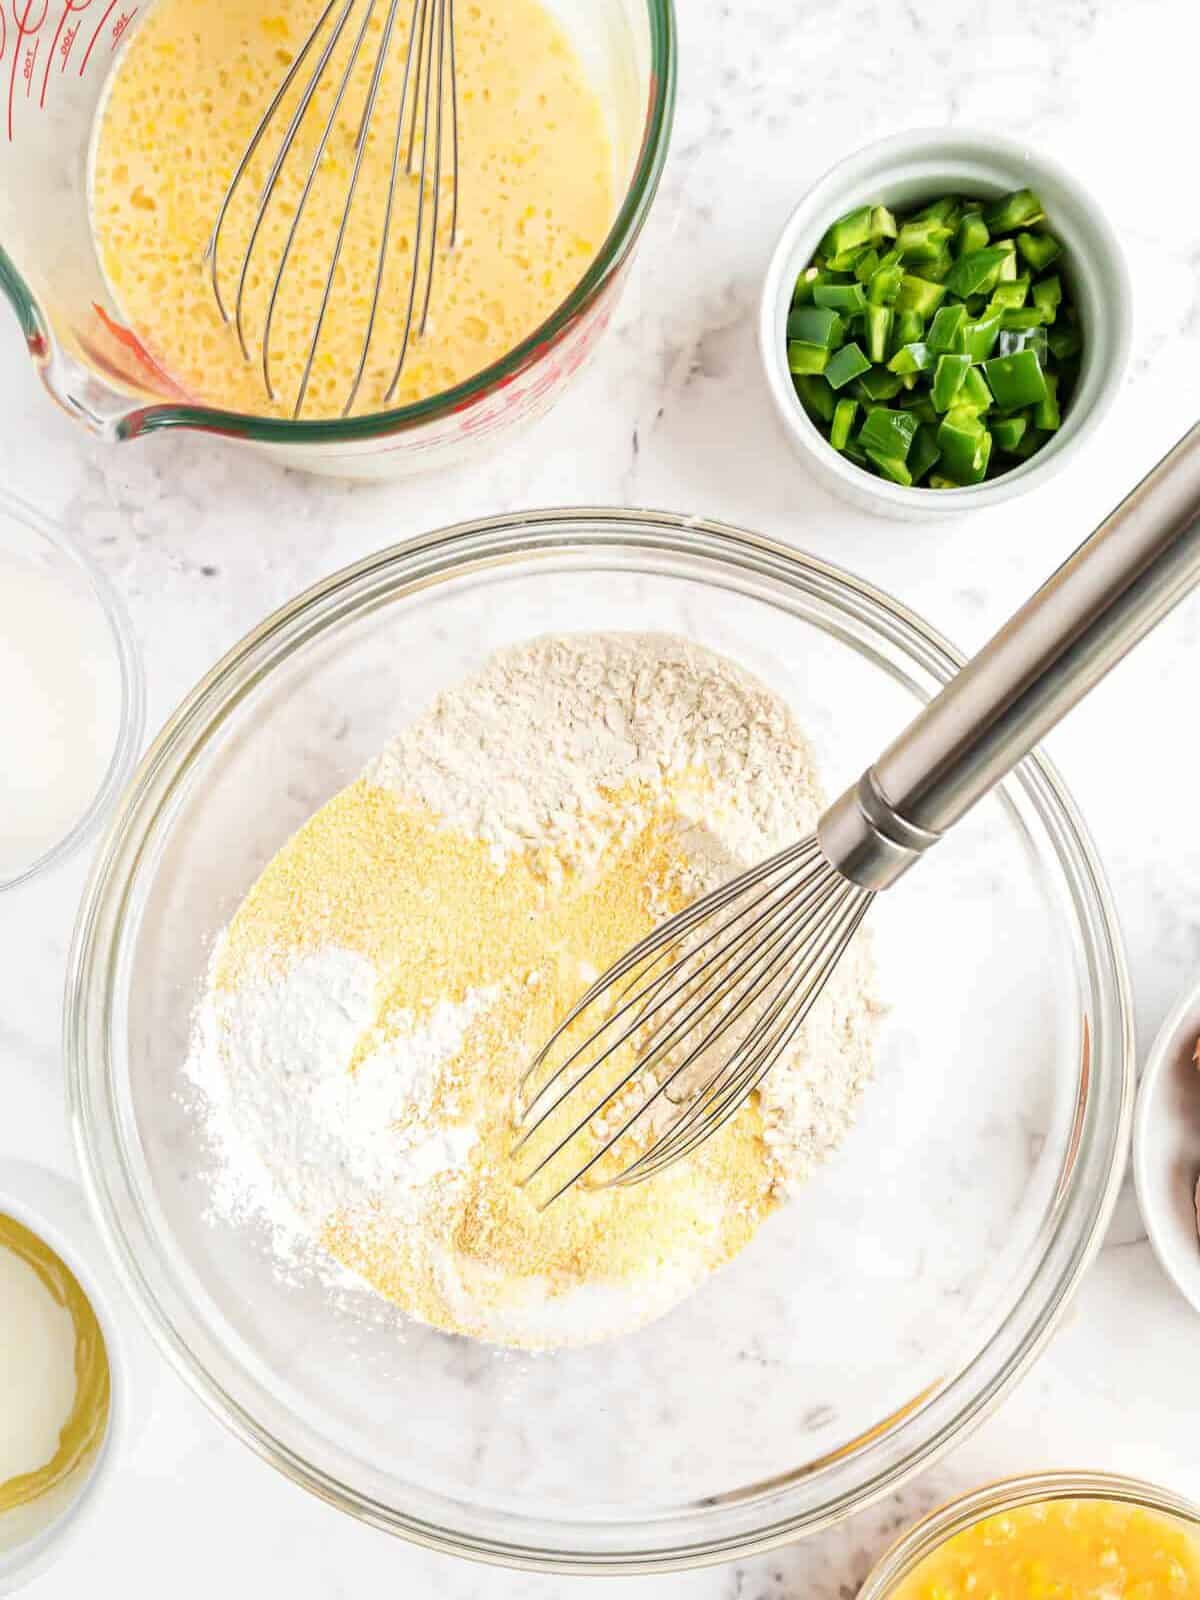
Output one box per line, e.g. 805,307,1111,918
514,425,1200,1206
203,0,459,420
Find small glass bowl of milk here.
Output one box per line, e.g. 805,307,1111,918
0,491,143,890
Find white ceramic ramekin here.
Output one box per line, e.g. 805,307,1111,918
1134,975,1200,1319
759,128,1133,519
0,1163,133,1595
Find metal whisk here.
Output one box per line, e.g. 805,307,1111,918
515,425,1200,1205
203,0,458,419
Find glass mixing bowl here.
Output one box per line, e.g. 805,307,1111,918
66,509,1133,1572
0,1,674,479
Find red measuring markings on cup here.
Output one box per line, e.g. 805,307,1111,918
2,0,137,141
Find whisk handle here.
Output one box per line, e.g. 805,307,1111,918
822,422,1200,890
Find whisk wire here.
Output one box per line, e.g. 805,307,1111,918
515,842,874,1208
581,872,857,1193
259,0,379,401
513,843,823,1145
614,887,872,1186
203,0,345,326
294,0,404,418
206,0,458,417
513,859,836,1198
519,838,819,1109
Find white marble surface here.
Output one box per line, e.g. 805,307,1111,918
4,0,1200,1593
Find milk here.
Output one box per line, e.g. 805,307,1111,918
0,557,121,880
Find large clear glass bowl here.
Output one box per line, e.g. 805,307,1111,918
66,509,1133,1572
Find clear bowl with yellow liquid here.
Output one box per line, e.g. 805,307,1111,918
67,509,1133,1572
858,1473,1200,1600
0,0,674,479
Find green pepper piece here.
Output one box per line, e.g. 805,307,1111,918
1048,323,1082,362
927,303,967,354
1016,230,1062,272
1012,424,1047,459
896,218,954,262
887,341,933,375
788,341,830,376
826,244,871,273
897,392,939,425
997,325,1049,364
937,408,993,485
824,341,872,391
962,313,1002,363
931,352,971,412
787,306,846,349
983,349,1048,409
996,241,1020,282
865,303,893,364
1031,275,1062,319
813,282,868,313
843,436,869,468
958,366,993,412
894,274,946,316
991,414,1028,453
908,249,954,284
854,247,881,284
908,423,942,483
791,267,821,306
955,213,990,256
792,373,836,423
859,406,918,462
989,277,1031,312
870,204,898,241
1001,307,1050,330
867,263,904,305
890,309,925,353
865,449,913,486
911,195,962,227
983,188,1045,233
1035,370,1061,431
819,205,874,260
854,366,906,402
927,474,960,490
942,247,1008,299
829,397,859,451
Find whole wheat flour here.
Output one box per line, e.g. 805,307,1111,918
185,633,880,1349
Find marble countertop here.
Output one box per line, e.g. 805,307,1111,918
5,0,1200,1593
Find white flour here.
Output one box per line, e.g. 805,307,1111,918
185,633,880,1345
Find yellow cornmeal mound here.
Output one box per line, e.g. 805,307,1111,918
214,778,780,1347
90,0,613,417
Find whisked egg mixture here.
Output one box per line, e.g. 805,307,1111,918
89,0,614,418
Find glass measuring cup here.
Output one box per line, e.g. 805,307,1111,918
0,0,675,479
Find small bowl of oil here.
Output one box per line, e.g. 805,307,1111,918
0,1161,130,1594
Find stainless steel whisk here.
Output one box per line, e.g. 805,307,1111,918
203,0,458,419
515,426,1200,1205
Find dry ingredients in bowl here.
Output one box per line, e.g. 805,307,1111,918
187,635,880,1349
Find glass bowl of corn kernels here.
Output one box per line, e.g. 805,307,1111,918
67,509,1133,1572
858,1472,1200,1600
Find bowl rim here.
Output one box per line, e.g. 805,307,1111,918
0,487,145,893
857,1469,1200,1600
65,506,1135,1573
1133,972,1200,1317
1,1,676,446
758,126,1134,515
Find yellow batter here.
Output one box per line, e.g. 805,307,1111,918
90,0,614,418
891,1499,1200,1600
